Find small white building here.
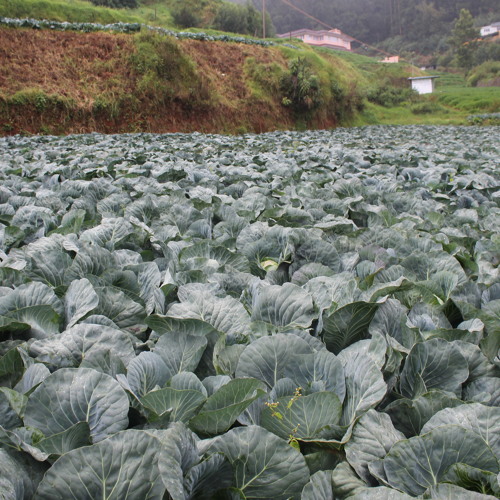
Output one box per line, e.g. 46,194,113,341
408,76,439,95
480,22,500,37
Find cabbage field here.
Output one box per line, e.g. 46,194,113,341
0,125,499,499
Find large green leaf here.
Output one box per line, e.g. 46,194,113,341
463,376,500,406
154,422,233,500
179,240,250,273
190,378,266,435
260,391,342,441
126,352,170,398
251,283,316,328
79,217,134,250
152,423,198,500
304,273,358,312
205,425,310,499
479,299,500,360
141,373,207,423
0,448,47,500
0,347,24,388
13,363,50,394
183,453,233,500
147,316,219,337
37,422,91,457
322,301,382,355
381,426,499,496
400,338,469,398
92,286,146,333
401,251,467,286
421,403,500,457
415,271,460,306
235,334,313,389
0,282,62,338
34,430,166,499
369,298,418,351
167,289,251,336
65,243,116,283
349,487,413,499
64,278,99,328
286,349,345,402
0,387,25,430
126,262,164,315
153,330,208,379
331,461,367,499
301,470,334,500
384,390,463,437
0,425,48,461
24,367,128,443
427,483,498,500
28,324,136,369
294,238,341,272
290,263,336,286
338,350,387,426
345,410,405,483
22,235,72,289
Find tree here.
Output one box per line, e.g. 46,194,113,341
450,9,479,72
212,2,275,37
171,5,201,29
213,3,248,34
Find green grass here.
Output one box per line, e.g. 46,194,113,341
350,101,466,126
352,85,500,127
429,71,467,88
0,0,221,28
435,86,500,113
0,0,144,24
126,2,174,27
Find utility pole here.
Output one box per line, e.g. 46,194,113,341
262,0,266,39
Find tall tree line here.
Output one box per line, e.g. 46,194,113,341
241,0,498,46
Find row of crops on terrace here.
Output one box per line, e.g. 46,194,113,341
0,17,298,47
0,125,499,499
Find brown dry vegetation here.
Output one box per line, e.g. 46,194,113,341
0,27,302,135
0,29,133,102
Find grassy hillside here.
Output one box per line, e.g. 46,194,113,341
0,25,371,134
0,0,146,25
330,51,499,126
0,0,225,28
1,0,498,134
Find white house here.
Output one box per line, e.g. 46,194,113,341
276,29,354,52
480,22,500,37
408,76,439,94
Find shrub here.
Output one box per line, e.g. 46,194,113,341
280,57,322,112
366,85,417,107
467,61,500,87
410,101,447,114
131,32,210,107
474,40,500,66
213,3,248,34
212,3,274,37
170,5,201,29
